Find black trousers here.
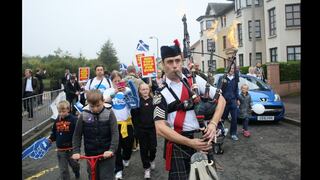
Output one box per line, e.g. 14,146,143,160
67,97,78,115
37,90,43,105
137,127,157,169
23,92,35,118
115,124,134,173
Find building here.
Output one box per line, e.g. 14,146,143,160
262,0,300,62
192,0,300,73
195,2,234,73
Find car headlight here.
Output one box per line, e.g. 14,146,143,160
274,94,281,101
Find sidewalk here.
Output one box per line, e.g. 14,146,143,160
281,93,300,126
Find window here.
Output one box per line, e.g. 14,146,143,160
206,20,214,29
200,21,204,32
246,0,260,7
270,47,277,62
208,59,216,71
248,20,261,39
207,39,215,52
220,16,226,28
287,46,301,61
223,36,227,49
268,8,276,36
249,52,262,66
239,54,244,67
286,4,300,27
201,40,204,56
237,23,243,47
202,61,205,72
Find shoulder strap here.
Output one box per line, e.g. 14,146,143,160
96,79,103,89
89,78,103,90
89,78,94,89
106,78,111,88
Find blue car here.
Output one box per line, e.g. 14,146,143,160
213,73,285,122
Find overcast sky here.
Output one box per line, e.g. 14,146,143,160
23,0,231,65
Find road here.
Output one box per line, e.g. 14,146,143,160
22,120,300,180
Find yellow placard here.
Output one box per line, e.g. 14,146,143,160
78,67,90,82
141,56,156,78
136,53,145,67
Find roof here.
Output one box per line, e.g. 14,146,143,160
196,2,234,21
205,2,234,16
190,40,200,50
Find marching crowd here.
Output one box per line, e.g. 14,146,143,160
22,40,266,180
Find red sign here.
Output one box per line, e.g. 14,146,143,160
78,67,90,82
141,56,156,78
136,53,145,67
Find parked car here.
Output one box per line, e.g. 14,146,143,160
213,73,285,122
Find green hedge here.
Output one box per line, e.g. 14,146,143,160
279,61,300,81
215,66,250,74
214,62,300,82
43,79,51,91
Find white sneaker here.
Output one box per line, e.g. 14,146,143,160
115,171,123,179
150,161,155,170
224,128,229,136
123,160,130,167
144,168,151,179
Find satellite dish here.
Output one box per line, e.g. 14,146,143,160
252,104,265,114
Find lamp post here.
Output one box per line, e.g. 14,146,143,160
149,36,159,59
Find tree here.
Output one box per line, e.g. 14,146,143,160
53,47,63,58
97,39,120,72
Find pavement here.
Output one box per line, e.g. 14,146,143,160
281,93,301,126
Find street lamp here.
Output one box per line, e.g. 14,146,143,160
149,36,159,59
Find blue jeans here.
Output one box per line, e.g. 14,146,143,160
243,117,249,131
222,99,238,136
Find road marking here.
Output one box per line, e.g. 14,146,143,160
25,165,58,180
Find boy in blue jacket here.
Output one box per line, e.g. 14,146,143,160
48,100,80,179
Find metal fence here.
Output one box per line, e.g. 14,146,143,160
22,89,64,138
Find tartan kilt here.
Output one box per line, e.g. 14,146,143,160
166,132,197,180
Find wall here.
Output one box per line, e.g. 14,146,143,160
267,63,300,96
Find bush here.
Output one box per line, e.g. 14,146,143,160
279,61,300,81
215,66,249,74
43,79,51,91
213,62,300,82
240,66,249,74
215,68,225,74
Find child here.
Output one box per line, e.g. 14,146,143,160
247,66,257,77
103,71,134,180
238,84,252,137
131,83,157,179
72,89,119,180
48,100,80,180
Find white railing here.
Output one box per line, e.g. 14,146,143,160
22,89,64,137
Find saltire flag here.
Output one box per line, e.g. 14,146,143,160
119,63,128,71
124,79,140,109
136,40,149,52
22,137,52,160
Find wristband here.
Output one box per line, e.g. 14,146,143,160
210,121,217,127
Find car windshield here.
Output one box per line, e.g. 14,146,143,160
213,74,270,91
239,76,270,90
